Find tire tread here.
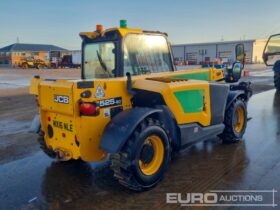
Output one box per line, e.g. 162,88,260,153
110,118,169,191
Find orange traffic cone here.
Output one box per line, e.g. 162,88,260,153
243,69,249,77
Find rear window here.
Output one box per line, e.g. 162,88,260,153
84,42,116,79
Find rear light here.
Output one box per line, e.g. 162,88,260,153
96,24,103,32
80,102,99,116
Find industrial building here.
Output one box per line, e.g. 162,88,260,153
0,43,67,67
172,39,267,65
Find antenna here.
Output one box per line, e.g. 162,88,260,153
16,37,20,43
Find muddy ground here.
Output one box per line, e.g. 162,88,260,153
0,66,279,210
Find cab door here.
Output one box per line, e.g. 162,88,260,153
168,80,211,126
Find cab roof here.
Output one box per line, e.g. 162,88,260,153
79,27,167,40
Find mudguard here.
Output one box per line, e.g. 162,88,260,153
226,91,245,110
226,82,252,109
29,114,41,133
273,60,280,72
100,107,162,153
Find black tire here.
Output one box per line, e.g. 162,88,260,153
110,118,171,191
220,98,247,143
274,71,280,92
38,132,56,159
22,63,28,69
37,64,43,70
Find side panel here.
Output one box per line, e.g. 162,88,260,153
179,123,225,147
39,80,74,116
173,89,204,113
73,79,133,161
133,79,211,126
209,83,229,125
164,82,211,126
38,78,133,161
132,91,181,151
38,80,80,159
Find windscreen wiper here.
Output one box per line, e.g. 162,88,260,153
96,50,108,72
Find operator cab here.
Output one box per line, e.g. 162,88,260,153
80,20,174,79
263,34,280,66
224,43,245,83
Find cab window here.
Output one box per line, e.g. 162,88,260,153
123,34,173,75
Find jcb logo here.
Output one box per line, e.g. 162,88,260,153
54,95,69,104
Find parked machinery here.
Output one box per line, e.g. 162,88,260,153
19,57,49,69
263,34,280,91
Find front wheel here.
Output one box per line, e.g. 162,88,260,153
274,71,280,92
220,98,247,143
111,118,171,191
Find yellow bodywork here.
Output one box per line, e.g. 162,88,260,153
30,67,224,162
29,26,226,162
133,78,211,126
79,27,143,39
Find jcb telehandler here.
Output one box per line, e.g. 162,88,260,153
263,34,280,91
19,57,49,69
30,20,252,191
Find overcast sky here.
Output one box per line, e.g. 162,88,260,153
1,0,280,50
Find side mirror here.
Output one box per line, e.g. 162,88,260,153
225,62,242,83
235,43,245,68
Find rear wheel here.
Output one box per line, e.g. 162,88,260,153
37,64,44,70
22,63,28,69
274,71,280,91
220,98,247,143
38,132,56,159
111,118,171,191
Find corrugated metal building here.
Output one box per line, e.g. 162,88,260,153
0,43,67,67
172,39,267,65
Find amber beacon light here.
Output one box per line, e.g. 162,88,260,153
96,24,103,32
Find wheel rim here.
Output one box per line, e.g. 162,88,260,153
234,106,245,133
138,135,164,176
